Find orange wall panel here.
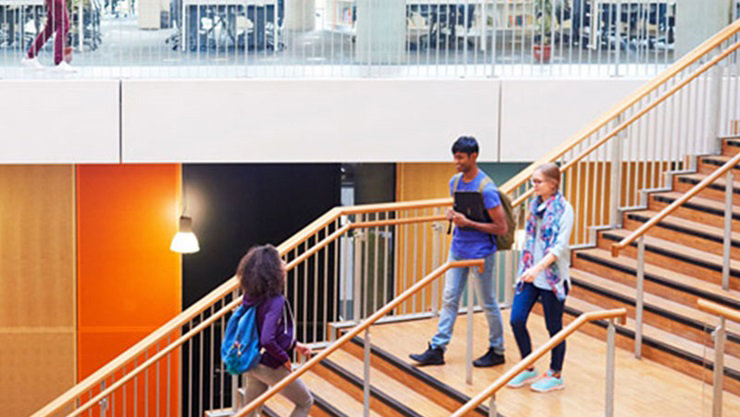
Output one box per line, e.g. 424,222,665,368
76,164,181,415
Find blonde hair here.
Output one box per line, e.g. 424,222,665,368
535,162,561,187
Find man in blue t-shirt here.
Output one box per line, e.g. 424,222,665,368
409,136,508,367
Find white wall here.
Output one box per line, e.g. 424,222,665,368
122,80,501,162
0,78,652,163
0,81,119,163
499,79,646,161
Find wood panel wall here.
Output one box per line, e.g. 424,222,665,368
0,165,76,417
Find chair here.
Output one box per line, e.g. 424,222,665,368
407,11,429,50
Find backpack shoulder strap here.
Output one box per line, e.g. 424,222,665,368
478,176,492,194
452,173,463,193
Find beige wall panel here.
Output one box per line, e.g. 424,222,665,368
396,163,455,314
0,165,76,416
0,332,76,417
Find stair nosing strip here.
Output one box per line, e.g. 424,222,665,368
652,194,740,220
563,305,740,380
349,336,494,417
600,231,740,277
626,212,740,247
677,176,740,194
574,251,740,309
571,276,740,344
320,357,425,417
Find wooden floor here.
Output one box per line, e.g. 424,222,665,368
366,311,740,417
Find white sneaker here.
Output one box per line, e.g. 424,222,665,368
53,61,77,73
21,57,44,70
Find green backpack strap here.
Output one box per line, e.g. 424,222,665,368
452,173,463,195
478,176,492,193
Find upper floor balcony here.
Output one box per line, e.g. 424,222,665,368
0,0,718,79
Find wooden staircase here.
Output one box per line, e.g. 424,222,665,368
567,138,740,395
217,335,492,417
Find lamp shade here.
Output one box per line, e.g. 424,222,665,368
170,215,200,254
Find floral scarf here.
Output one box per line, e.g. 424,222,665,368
518,192,567,301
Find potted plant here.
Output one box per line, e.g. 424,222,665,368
532,0,553,63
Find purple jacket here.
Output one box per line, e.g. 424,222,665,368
242,293,295,369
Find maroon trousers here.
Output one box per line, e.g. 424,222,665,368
27,0,69,65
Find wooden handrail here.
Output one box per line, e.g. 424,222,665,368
30,212,450,417
697,299,740,323
235,259,485,417
499,19,740,204
451,308,627,417
512,39,740,209
611,151,740,257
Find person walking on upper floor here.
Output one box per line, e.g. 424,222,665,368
409,136,508,368
507,162,575,393
21,0,76,72
237,244,314,417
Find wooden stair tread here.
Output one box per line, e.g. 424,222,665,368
678,173,740,190
328,348,450,417
651,191,740,217
603,228,740,272
575,248,740,305
570,268,740,336
701,154,740,166
627,209,740,242
301,369,384,417
236,384,326,417
565,297,740,372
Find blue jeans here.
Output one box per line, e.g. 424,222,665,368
430,250,505,354
510,282,567,372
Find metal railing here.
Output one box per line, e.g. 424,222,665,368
236,258,485,417
0,0,682,79
31,200,525,417
696,298,740,417
451,307,627,417
611,153,740,358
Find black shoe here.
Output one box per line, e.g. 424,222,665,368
409,343,445,366
473,348,505,367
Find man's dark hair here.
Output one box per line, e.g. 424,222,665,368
451,136,479,155
237,244,285,300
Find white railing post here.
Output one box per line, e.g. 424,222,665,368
709,54,725,154
635,235,645,359
488,394,496,417
432,218,442,317
712,317,726,417
232,374,239,412
606,318,616,417
354,226,364,323
722,170,733,291
610,117,624,228
363,328,372,417
466,269,474,385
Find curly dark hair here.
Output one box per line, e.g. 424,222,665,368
237,244,285,300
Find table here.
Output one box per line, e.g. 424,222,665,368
181,0,279,51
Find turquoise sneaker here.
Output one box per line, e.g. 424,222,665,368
507,368,539,388
530,370,564,392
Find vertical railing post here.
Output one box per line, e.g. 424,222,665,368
610,118,624,228
709,55,724,154
606,318,616,417
635,235,645,359
466,270,474,385
354,226,364,323
722,170,733,291
431,218,442,317
100,381,108,417
363,328,372,417
488,394,496,417
712,317,726,417
231,374,239,412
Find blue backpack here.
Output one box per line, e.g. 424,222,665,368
221,304,261,375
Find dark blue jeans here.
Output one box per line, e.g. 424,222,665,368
509,282,567,372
